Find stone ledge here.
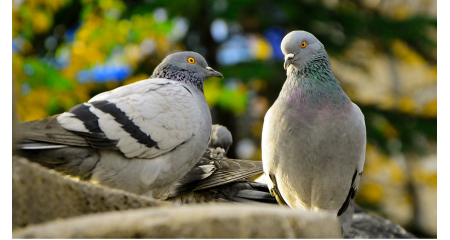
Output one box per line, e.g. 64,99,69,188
12,204,341,238
12,156,169,229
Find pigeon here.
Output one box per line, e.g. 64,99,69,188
167,152,273,204
261,31,366,234
167,125,274,204
17,51,223,199
172,121,411,238
346,202,417,239
208,124,233,153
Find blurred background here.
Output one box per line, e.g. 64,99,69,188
12,0,436,237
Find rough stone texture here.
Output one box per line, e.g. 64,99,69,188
346,210,417,238
12,204,342,238
12,155,417,238
12,156,169,229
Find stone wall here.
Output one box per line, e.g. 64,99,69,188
12,156,341,238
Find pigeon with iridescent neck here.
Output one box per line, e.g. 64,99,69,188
261,31,366,235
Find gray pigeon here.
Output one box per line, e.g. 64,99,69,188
208,124,233,153
172,121,412,238
17,51,223,199
168,125,273,204
261,31,366,233
167,152,272,204
347,202,417,239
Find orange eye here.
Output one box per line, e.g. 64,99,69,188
301,41,307,48
188,57,195,64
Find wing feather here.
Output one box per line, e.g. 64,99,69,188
168,148,264,198
21,79,203,160
18,116,91,147
81,79,200,158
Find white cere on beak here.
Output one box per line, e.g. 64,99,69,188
284,53,294,62
284,53,295,70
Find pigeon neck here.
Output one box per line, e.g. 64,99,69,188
283,53,350,108
152,64,204,92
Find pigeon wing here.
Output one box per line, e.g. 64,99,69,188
54,78,204,159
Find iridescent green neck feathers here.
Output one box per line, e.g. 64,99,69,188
283,49,349,108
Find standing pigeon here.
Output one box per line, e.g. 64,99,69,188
18,51,223,199
261,31,366,232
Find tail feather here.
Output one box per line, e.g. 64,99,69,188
167,180,277,205
18,141,68,150
18,116,91,147
168,153,264,198
235,189,277,203
19,147,101,181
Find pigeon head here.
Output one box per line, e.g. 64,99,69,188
281,31,326,71
208,124,233,153
152,51,223,92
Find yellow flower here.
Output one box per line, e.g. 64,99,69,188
398,96,416,114
422,99,437,118
17,88,52,121
31,10,52,34
12,10,22,37
387,160,405,184
391,39,426,66
392,5,410,21
358,182,383,204
413,168,437,189
250,36,273,60
73,83,95,103
118,19,132,36
125,44,142,67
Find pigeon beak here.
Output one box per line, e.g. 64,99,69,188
206,67,224,79
284,53,295,70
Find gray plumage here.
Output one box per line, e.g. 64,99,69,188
345,203,417,239
18,51,223,199
208,124,233,153
168,180,276,205
175,125,412,239
164,124,273,204
168,125,270,203
167,148,273,203
261,31,366,233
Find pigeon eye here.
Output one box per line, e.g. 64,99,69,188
301,41,307,48
187,57,195,64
